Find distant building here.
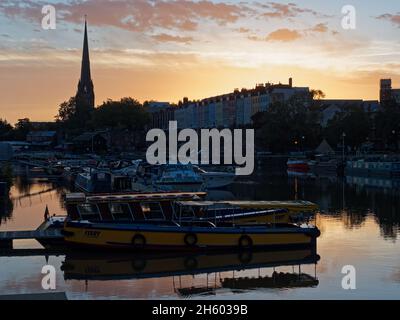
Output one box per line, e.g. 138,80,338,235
380,79,400,104
26,131,57,148
165,78,310,130
319,99,380,127
147,102,175,130
73,132,108,153
380,79,392,103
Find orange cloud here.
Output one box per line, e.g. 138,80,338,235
259,2,320,19
266,28,302,42
309,23,329,33
152,33,194,44
0,0,247,32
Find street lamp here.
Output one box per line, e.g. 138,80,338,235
342,132,346,162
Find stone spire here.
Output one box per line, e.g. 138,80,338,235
76,17,95,108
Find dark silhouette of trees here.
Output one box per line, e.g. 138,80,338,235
92,98,150,131
254,93,322,153
56,96,94,134
374,99,400,151
13,118,33,141
0,119,13,140
323,105,371,150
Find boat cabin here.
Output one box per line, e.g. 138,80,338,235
65,192,207,222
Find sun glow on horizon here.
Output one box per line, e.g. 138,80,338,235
0,0,400,123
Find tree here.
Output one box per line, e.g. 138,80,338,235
56,96,93,133
0,119,13,140
374,99,400,150
92,98,150,131
13,118,32,141
254,93,322,153
323,105,371,150
56,97,77,123
310,89,326,100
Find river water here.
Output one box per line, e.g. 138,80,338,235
1,172,400,300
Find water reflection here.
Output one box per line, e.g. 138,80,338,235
61,248,319,298
2,171,400,299
231,172,400,240
3,169,400,242
0,196,13,225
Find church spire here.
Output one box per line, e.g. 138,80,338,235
76,16,95,108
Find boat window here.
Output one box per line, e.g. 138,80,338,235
77,204,101,221
109,203,134,221
175,206,195,220
140,202,165,220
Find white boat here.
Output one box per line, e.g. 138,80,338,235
155,164,204,192
194,166,236,189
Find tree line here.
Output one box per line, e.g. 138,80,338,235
1,92,399,154
253,91,400,153
0,97,151,142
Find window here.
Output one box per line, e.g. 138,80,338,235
78,204,101,221
140,202,165,220
173,204,196,220
109,203,133,221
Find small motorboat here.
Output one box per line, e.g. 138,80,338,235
193,166,237,189
287,159,310,172
154,164,204,192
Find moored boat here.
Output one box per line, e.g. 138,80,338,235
154,164,204,192
287,159,310,172
40,192,319,237
193,166,237,189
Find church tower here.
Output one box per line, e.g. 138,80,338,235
76,18,95,108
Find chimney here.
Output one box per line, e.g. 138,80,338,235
289,78,293,87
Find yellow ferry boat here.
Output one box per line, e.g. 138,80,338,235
56,192,318,226
62,218,320,251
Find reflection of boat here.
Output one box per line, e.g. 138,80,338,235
346,158,400,178
221,272,319,290
61,248,320,281
287,170,315,179
346,175,400,190
308,155,340,176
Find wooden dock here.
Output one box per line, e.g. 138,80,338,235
0,230,63,249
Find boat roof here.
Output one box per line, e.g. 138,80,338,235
65,192,207,203
177,200,318,209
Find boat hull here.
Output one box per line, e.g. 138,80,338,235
202,173,236,189
63,221,320,251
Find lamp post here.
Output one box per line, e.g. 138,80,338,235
342,132,346,162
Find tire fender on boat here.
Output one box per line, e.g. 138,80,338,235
184,257,199,270
132,234,147,248
238,251,253,264
238,235,253,249
184,233,198,247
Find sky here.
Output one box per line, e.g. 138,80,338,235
1,0,400,124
